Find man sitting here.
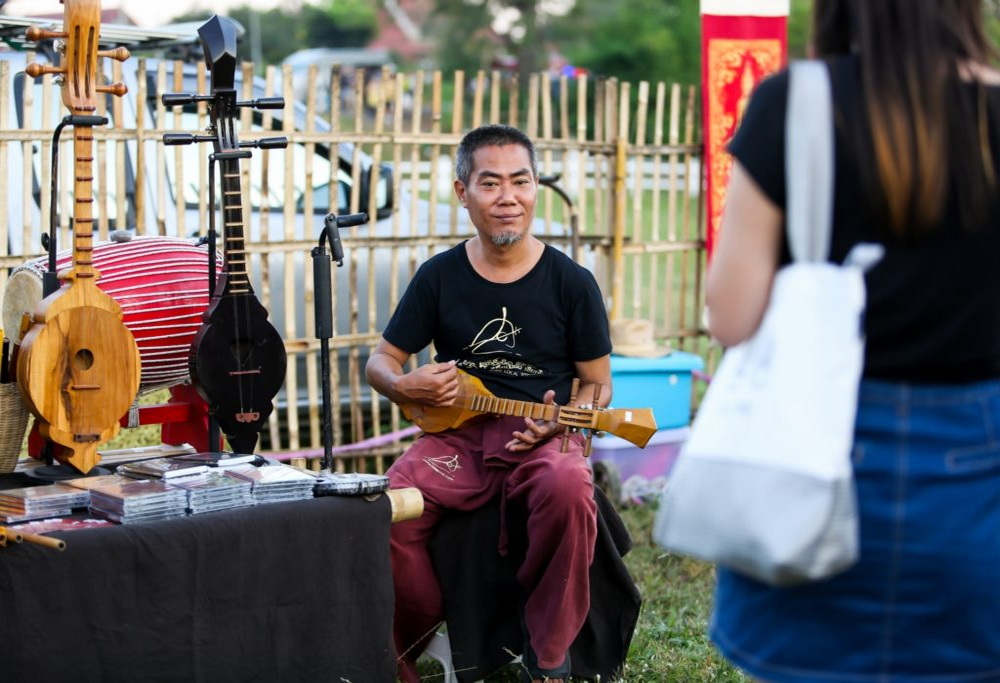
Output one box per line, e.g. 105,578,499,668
365,123,612,683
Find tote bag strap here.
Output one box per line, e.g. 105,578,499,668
786,60,834,264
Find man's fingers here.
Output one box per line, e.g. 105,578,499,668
431,359,458,374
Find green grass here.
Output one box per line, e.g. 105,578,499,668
616,503,746,682
418,501,746,682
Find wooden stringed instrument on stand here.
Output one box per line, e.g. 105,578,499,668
401,368,658,449
15,0,140,474
163,15,287,454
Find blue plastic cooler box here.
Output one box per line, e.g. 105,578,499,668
609,351,704,429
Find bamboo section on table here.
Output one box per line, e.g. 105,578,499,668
386,487,423,523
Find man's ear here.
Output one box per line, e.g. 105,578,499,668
454,179,467,206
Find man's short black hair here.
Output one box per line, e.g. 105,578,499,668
455,124,538,185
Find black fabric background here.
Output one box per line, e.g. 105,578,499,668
0,475,395,683
429,487,641,682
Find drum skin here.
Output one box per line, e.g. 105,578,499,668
3,235,222,393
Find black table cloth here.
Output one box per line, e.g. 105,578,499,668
0,476,395,683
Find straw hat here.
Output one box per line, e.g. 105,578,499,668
609,318,672,358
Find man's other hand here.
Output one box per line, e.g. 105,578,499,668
506,389,564,452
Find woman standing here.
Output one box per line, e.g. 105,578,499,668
706,1,1000,681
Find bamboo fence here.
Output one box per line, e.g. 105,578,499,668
0,57,708,472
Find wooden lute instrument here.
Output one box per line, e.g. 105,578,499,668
401,368,658,448
15,0,140,474
183,16,286,454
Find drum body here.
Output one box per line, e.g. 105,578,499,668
4,236,221,394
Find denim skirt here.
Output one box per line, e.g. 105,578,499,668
710,378,1000,682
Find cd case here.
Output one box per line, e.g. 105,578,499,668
311,472,389,496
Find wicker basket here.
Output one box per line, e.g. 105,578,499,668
0,382,29,473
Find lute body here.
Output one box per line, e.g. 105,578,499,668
190,272,286,454
401,368,657,448
16,0,139,473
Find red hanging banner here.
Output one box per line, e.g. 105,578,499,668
701,0,788,260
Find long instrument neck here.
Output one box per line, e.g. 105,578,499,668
219,154,250,295
468,392,557,422
71,123,96,279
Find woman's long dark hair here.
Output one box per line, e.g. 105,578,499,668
813,0,997,235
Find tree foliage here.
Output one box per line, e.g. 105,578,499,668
173,2,376,68
166,1,1000,89
429,0,701,86
554,0,700,86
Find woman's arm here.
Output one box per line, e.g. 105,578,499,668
705,161,785,347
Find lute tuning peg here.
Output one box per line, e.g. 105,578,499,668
561,378,581,454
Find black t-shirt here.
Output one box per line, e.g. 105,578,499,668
730,55,1000,382
382,242,611,403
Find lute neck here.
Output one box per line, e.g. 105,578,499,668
218,154,250,295
70,123,97,279
468,392,557,423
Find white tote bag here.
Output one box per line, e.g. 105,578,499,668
652,61,883,586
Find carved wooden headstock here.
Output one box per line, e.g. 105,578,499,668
24,0,130,113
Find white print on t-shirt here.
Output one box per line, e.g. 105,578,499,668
466,306,521,356
459,357,544,377
424,454,461,480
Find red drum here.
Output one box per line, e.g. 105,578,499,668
3,235,222,394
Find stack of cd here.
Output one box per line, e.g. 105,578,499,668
84,477,189,524
311,472,390,497
167,472,255,515
116,457,210,480
0,484,90,523
226,463,316,504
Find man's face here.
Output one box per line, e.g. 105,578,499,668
454,144,537,247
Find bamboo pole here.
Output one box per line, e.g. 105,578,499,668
386,70,407,440
631,80,649,319
346,69,370,445
575,74,588,264
169,60,186,238
665,82,681,337
449,70,464,236
95,70,109,241
490,69,501,125
38,72,52,244
610,136,627,321
472,70,485,129
651,81,667,330
368,64,389,472
133,58,147,235
0,62,8,295
303,62,321,455
154,62,168,236
20,53,35,260
541,71,553,234
329,63,345,460
112,57,126,238
527,73,539,140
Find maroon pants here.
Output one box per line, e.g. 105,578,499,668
387,416,597,682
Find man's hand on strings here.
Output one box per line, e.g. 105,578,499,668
396,360,459,406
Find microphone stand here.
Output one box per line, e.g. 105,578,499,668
312,211,367,471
